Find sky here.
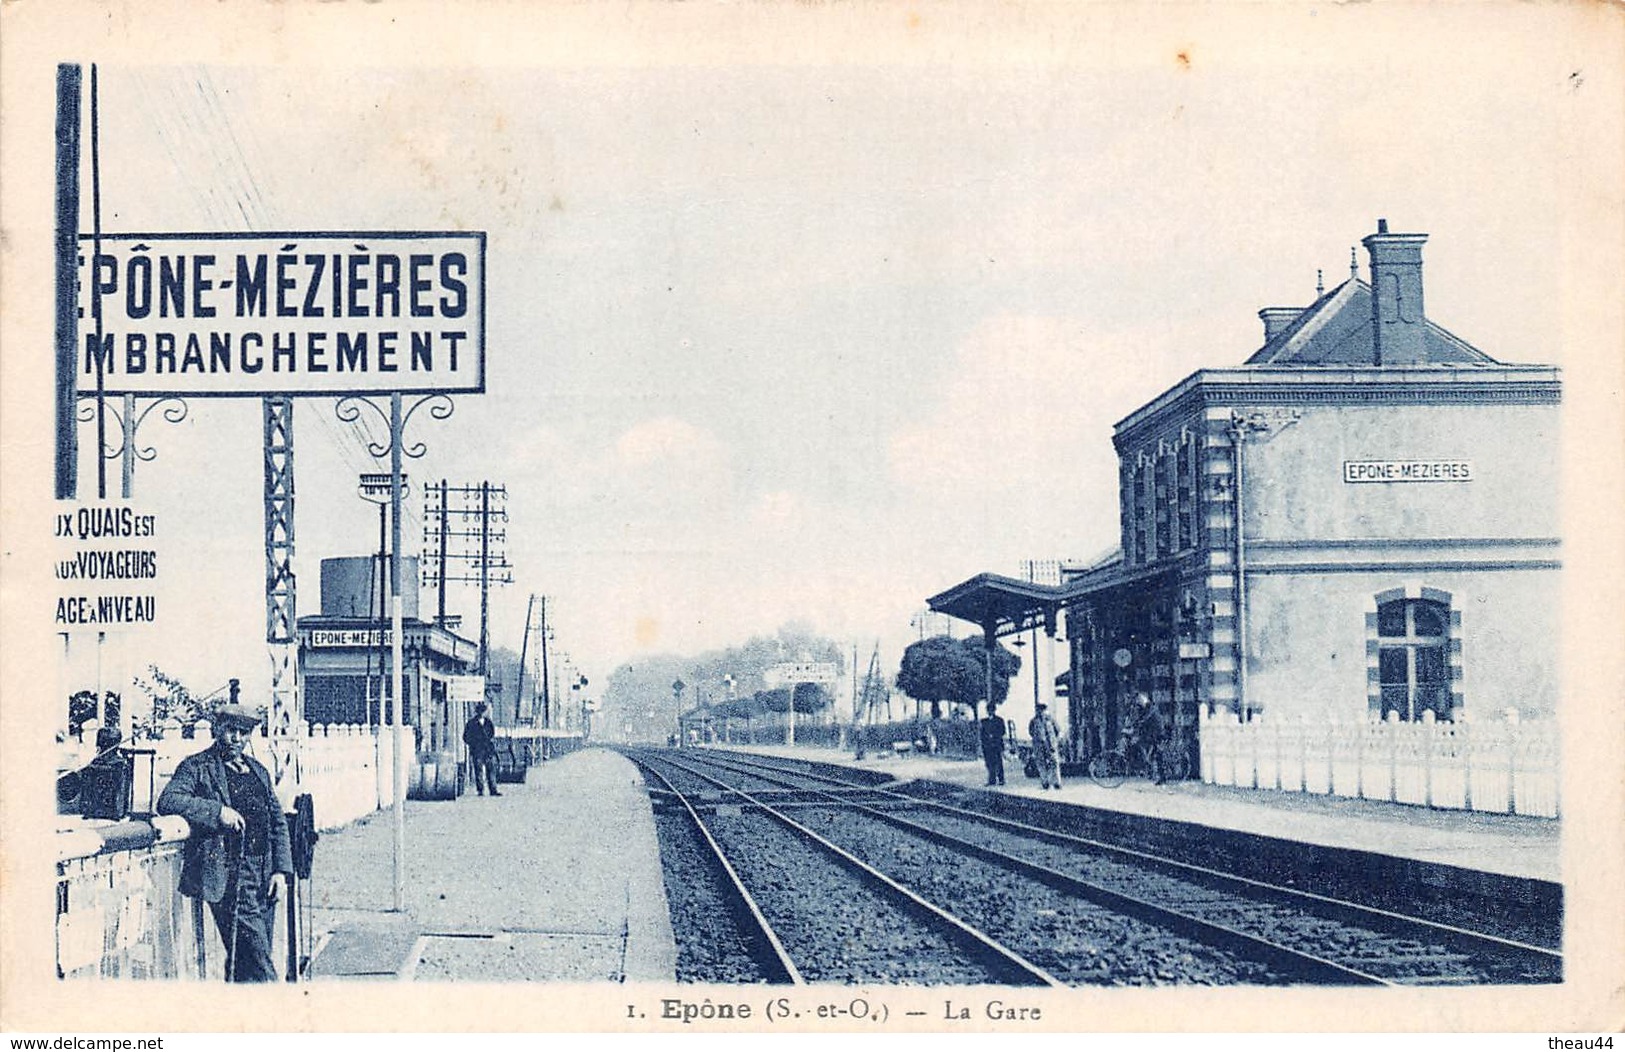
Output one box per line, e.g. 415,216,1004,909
33,20,1595,725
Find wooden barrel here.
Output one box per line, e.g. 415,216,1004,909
408,751,461,801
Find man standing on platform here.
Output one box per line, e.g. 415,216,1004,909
157,703,292,982
463,701,500,796
979,701,1007,786
1028,701,1063,790
1129,691,1169,784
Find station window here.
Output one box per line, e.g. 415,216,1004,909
1177,442,1197,551
1376,597,1452,721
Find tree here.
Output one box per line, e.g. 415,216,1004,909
598,623,848,742
67,690,121,737
484,644,524,720
712,693,763,721
755,687,793,714
713,693,765,741
757,683,831,715
131,665,205,739
791,682,832,715
895,634,1020,720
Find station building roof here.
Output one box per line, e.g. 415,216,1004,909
926,573,1065,637
1244,277,1497,367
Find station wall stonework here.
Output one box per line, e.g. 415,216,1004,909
1241,400,1560,545
1245,568,1559,724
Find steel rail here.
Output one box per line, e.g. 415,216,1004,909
631,755,802,985
673,750,1385,985
633,749,1064,988
685,747,1560,988
697,748,1562,972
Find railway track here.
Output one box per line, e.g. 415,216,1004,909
640,747,1562,986
635,750,1064,985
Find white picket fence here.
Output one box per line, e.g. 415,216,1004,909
297,723,402,830
1199,709,1559,818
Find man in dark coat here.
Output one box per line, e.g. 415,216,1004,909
462,701,500,796
157,703,293,982
979,701,1007,786
1127,691,1169,783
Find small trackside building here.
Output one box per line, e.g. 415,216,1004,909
296,555,482,757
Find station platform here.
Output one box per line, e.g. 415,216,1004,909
707,742,1562,885
304,747,676,982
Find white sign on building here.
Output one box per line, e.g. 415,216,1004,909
1343,460,1473,483
308,628,394,648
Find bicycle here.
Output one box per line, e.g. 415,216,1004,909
1161,727,1193,782
1086,733,1144,788
1087,729,1190,788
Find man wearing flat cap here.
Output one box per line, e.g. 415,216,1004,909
157,702,293,982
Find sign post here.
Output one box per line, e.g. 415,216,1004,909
389,393,406,912
65,227,481,916
764,661,839,748
56,60,489,966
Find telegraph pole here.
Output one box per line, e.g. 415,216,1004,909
478,482,491,676
514,594,535,722
54,64,81,500
436,479,449,625
538,596,551,729
421,481,511,677
388,395,407,911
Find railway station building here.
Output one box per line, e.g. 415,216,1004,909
929,221,1561,780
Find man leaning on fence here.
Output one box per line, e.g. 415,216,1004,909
156,702,292,982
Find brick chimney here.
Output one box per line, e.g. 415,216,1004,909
1362,218,1429,365
1258,307,1302,343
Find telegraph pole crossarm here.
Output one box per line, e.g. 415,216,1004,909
419,476,511,678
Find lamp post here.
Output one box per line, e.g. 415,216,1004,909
571,673,588,739
1226,408,1300,723
1024,561,1043,719
335,391,453,912
981,624,994,725
357,472,406,813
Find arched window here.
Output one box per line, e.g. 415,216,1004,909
1376,597,1452,721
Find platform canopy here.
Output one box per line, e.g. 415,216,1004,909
927,553,1181,641
926,573,1066,639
